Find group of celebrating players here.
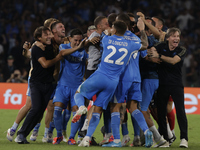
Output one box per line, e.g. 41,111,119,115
6,11,188,148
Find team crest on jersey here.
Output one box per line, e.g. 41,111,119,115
65,55,83,62
173,52,177,56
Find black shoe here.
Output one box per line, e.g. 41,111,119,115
16,134,30,144
18,139,30,144
169,134,176,146
90,136,99,146
100,126,105,137
78,130,87,137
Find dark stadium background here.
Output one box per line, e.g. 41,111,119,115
0,0,199,86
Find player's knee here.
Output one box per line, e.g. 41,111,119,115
72,105,78,112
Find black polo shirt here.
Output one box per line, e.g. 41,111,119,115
30,44,55,83
155,41,187,86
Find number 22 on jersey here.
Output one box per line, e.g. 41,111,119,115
104,45,128,65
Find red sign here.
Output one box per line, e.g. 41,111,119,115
0,83,27,109
1,83,200,114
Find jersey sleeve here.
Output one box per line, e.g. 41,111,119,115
140,49,148,58
59,44,68,51
32,46,45,61
177,46,187,60
132,41,142,52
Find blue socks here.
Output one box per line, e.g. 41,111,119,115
69,112,82,139
33,123,41,131
131,115,140,136
103,106,111,134
121,122,129,136
62,109,71,131
111,112,120,140
74,93,85,108
86,113,100,138
131,109,148,133
49,120,55,133
11,122,19,131
54,106,63,137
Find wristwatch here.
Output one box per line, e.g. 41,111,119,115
159,54,162,59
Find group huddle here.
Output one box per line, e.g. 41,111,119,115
6,11,188,148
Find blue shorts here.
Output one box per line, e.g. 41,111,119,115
79,71,118,110
50,83,57,100
53,84,78,108
26,77,31,97
140,79,159,111
111,81,142,103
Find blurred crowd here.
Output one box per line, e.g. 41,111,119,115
0,0,200,86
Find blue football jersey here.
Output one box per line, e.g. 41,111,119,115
57,43,88,88
96,34,141,80
120,30,146,82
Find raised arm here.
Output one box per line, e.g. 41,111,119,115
137,12,160,39
22,41,31,58
60,38,87,56
137,17,148,50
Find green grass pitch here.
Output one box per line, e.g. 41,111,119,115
0,109,199,150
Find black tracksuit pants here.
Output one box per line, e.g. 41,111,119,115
156,85,188,141
17,81,53,137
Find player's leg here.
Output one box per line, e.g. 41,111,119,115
52,85,68,144
79,105,102,147
78,104,94,137
7,95,31,141
121,108,131,146
102,103,122,147
170,86,188,148
140,79,167,147
167,97,175,134
127,100,153,148
68,105,85,145
62,103,71,142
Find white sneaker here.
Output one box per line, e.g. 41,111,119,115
47,132,53,143
179,138,188,148
62,131,68,142
72,106,87,123
159,141,170,147
133,136,141,146
152,136,167,147
121,135,130,146
78,138,90,147
14,135,22,143
7,128,16,142
77,136,83,144
30,130,38,141
42,136,48,143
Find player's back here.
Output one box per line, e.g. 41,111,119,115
120,30,145,82
96,35,141,80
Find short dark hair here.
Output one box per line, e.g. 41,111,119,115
145,17,155,31
33,26,50,41
153,16,165,25
94,16,107,28
127,12,135,18
113,20,127,35
165,27,181,39
108,13,117,27
70,28,83,37
50,21,63,31
117,13,131,30
44,18,59,28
